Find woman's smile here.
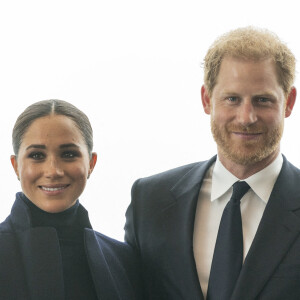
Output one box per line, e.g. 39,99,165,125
11,114,97,213
39,184,70,195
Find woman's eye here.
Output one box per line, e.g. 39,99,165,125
29,152,45,160
62,151,78,159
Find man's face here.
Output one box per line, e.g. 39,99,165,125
202,56,296,166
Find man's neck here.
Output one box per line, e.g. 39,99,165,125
218,148,280,180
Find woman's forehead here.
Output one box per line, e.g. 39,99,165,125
21,115,84,147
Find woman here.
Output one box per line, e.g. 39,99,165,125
0,100,142,299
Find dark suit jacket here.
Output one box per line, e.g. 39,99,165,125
125,155,300,300
0,194,142,300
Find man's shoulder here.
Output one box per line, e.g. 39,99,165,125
279,156,300,184
136,161,202,185
132,156,216,192
283,156,300,174
139,161,201,182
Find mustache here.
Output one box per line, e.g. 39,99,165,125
226,124,266,133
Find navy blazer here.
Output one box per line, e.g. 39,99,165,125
0,194,142,300
125,155,300,299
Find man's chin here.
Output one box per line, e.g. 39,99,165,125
219,146,273,166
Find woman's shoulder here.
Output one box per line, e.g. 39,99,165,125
85,229,143,299
0,216,13,234
84,228,141,271
86,229,133,253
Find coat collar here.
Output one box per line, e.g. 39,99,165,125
85,229,121,299
170,156,217,201
9,193,138,300
15,228,65,300
85,230,140,300
8,194,93,300
10,192,33,230
10,192,92,231
10,195,66,300
153,156,216,299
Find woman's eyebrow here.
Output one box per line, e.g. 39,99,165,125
60,143,80,149
25,143,80,151
26,144,46,150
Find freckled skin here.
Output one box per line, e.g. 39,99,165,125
11,115,97,213
201,57,296,178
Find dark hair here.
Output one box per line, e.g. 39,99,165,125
12,99,93,157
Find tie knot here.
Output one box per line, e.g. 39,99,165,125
231,181,250,203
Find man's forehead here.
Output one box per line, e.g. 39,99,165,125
216,57,278,83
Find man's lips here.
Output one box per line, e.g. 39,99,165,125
233,132,262,135
232,131,263,140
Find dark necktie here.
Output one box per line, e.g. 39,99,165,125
207,181,250,300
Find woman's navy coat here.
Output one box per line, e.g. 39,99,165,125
0,193,142,299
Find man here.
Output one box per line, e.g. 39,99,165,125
125,27,299,299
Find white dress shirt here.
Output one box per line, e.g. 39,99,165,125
193,154,283,299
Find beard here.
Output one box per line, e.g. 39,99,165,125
211,118,284,165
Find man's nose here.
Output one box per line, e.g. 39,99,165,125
236,100,257,126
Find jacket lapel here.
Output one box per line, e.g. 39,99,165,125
156,156,216,299
232,157,300,300
16,228,65,300
84,229,124,300
10,195,64,300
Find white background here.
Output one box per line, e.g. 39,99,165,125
1,0,300,241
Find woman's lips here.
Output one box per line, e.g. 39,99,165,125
39,184,70,195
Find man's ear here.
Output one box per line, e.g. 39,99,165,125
285,86,296,118
201,85,212,115
10,155,19,179
87,152,97,179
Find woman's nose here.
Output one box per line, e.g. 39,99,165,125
44,158,64,178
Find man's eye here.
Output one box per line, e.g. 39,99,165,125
257,97,269,103
29,152,45,160
227,96,238,102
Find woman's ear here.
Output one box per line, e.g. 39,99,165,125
87,152,97,178
10,155,20,180
201,85,212,115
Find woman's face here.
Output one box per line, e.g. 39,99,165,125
11,115,97,213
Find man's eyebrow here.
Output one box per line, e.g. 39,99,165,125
26,144,46,150
254,92,276,97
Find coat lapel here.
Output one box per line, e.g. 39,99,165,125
232,157,300,300
16,228,65,300
156,156,216,299
10,194,65,300
84,229,125,300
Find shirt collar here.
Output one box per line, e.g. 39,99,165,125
211,154,283,203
